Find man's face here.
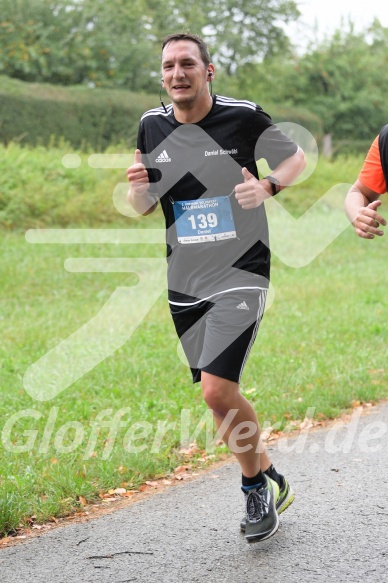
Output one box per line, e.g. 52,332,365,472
161,40,212,106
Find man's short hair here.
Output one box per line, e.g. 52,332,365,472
161,33,211,68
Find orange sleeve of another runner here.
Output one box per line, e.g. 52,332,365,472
358,136,387,194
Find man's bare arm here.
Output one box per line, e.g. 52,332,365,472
345,179,386,239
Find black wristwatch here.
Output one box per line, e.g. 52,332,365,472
264,175,281,196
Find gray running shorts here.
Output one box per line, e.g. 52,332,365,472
169,288,267,383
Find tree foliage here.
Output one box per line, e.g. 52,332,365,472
196,0,298,74
0,0,157,89
1,2,388,144
280,20,388,141
219,19,388,144
0,0,299,90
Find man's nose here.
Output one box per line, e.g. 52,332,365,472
173,65,184,78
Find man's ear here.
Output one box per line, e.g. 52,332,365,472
207,64,215,80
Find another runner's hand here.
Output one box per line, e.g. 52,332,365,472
127,149,149,194
353,200,386,239
235,167,271,209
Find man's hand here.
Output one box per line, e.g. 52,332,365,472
352,199,386,239
345,179,386,239
127,149,149,194
234,168,271,209
127,149,158,216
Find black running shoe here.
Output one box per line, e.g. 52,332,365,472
240,476,294,532
243,476,279,543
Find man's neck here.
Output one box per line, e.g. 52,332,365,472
173,94,213,124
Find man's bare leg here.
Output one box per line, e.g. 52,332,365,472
201,371,271,475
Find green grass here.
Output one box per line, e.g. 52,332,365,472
0,141,132,229
1,143,388,537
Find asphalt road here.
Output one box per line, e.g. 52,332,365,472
1,403,387,583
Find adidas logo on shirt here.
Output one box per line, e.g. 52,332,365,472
155,149,171,163
236,301,249,310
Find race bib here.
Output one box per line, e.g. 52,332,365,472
173,196,237,244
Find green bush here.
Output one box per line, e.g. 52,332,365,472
0,75,160,150
0,75,325,151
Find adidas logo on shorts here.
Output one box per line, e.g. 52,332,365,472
236,301,249,310
155,149,171,163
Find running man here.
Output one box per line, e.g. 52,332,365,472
127,33,306,543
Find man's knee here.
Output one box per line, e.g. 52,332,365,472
201,373,238,413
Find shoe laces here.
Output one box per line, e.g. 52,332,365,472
246,489,266,521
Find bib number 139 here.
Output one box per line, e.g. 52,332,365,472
173,196,236,244
187,213,218,230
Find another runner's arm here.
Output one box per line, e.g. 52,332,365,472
345,137,386,238
345,180,386,239
127,149,158,216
